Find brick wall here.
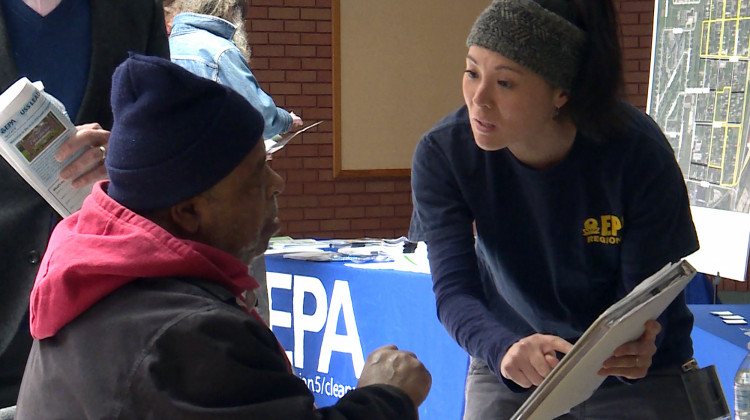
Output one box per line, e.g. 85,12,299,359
616,0,657,109
247,0,412,240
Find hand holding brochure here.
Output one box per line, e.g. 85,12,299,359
0,77,90,217
264,120,323,154
510,260,697,420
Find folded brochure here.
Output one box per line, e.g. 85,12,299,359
264,120,323,154
0,77,89,217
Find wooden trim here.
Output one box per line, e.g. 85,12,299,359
332,0,344,178
335,168,411,179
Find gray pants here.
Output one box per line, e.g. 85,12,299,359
463,357,694,420
0,327,31,407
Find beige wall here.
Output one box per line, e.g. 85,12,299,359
334,0,488,176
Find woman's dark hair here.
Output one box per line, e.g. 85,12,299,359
551,0,626,139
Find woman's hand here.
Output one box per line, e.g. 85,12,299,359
500,333,573,388
598,319,661,379
289,111,303,128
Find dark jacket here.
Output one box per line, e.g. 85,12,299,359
17,277,413,419
0,0,169,358
15,182,415,419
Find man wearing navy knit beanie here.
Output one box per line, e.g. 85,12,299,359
15,54,430,420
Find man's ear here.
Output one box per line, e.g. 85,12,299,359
553,88,570,110
169,198,202,234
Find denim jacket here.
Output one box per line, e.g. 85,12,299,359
169,13,292,139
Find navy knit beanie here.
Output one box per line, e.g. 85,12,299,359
106,53,264,212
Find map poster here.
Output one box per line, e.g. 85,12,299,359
648,0,750,281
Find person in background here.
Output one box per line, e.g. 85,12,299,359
15,54,431,419
409,0,699,418
165,0,302,139
164,0,303,324
0,0,169,407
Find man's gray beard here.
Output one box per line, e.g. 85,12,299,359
237,243,262,266
237,233,275,265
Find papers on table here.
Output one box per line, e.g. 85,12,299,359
264,236,426,268
343,244,430,273
264,237,330,255
711,310,748,325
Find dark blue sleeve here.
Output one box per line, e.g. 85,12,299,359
410,135,528,388
426,235,529,391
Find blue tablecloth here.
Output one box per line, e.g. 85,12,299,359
265,253,743,419
265,254,469,420
689,304,750,417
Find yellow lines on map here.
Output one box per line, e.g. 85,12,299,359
741,57,750,182
707,86,744,187
695,1,750,187
700,2,750,59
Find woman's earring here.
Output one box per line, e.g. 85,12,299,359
553,106,561,121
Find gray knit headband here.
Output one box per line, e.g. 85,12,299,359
466,0,585,91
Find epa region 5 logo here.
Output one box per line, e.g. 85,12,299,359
582,215,623,245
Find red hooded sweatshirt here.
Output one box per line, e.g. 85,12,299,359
30,180,261,340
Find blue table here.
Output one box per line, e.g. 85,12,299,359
266,253,741,419
265,254,469,420
689,304,750,418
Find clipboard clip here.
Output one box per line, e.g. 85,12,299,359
681,358,699,373
680,362,730,420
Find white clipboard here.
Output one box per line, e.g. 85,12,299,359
511,260,697,420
